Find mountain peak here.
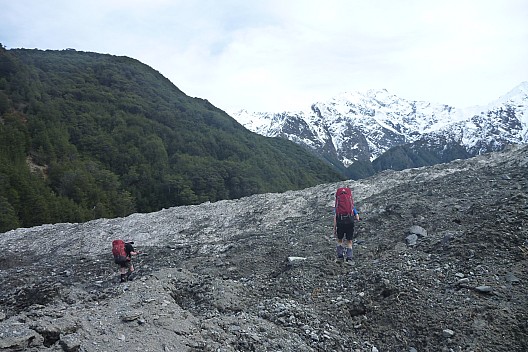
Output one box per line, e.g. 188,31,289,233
231,83,528,172
493,81,528,106
509,81,528,95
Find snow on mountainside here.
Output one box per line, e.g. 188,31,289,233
231,82,528,168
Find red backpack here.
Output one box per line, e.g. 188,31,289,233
112,239,127,264
335,187,354,216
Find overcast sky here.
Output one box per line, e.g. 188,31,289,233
1,0,527,113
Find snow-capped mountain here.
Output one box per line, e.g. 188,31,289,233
231,82,528,171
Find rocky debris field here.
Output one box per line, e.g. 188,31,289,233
0,145,527,352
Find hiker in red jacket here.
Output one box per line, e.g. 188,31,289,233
122,241,139,281
113,240,139,282
334,187,360,264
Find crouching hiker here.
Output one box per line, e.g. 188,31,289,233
334,186,360,264
112,239,139,282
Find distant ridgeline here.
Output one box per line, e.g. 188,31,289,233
0,45,343,232
233,82,528,181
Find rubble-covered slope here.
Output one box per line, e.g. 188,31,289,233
0,145,527,351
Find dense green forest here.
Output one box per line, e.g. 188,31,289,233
344,139,472,179
0,46,343,232
370,140,471,172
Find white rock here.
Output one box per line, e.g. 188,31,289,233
287,256,306,262
442,329,455,338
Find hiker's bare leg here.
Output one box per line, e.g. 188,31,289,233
127,263,135,277
119,265,127,282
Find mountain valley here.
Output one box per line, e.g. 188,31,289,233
1,145,526,351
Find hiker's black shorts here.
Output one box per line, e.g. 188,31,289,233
119,260,132,269
115,257,132,269
336,220,355,241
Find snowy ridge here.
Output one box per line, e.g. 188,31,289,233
231,82,528,167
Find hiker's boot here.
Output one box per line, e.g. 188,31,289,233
345,247,354,265
120,274,127,283
336,244,344,259
126,271,134,281
335,248,344,263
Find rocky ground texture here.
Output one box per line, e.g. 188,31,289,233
0,145,527,352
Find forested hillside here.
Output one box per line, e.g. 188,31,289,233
0,46,342,232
